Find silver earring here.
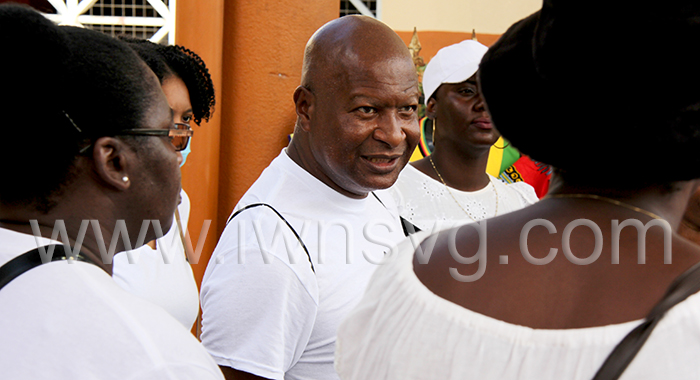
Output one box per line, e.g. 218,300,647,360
122,176,129,183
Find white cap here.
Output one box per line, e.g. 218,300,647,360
422,40,489,105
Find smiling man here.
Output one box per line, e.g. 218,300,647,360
200,16,420,380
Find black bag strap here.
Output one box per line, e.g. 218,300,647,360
400,217,421,236
370,192,421,236
0,244,96,291
593,260,700,380
227,203,314,273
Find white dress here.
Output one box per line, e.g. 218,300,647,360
335,232,700,380
390,164,538,232
113,189,199,330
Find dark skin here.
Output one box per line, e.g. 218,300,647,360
220,367,269,380
414,174,700,329
412,73,498,192
0,78,180,275
222,15,420,380
679,187,700,245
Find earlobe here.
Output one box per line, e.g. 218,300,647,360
294,86,314,132
426,98,438,120
92,137,131,191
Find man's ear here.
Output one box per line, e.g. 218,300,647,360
92,137,132,191
294,85,314,132
426,97,438,120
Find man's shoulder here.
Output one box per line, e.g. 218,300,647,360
236,150,322,209
239,153,293,200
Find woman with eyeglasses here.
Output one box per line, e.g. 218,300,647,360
113,37,216,330
0,5,223,379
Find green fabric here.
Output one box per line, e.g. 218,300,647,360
500,141,521,173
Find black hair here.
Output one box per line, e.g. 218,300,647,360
1,4,161,211
480,5,700,186
120,37,216,126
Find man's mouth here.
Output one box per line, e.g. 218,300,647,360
362,154,402,172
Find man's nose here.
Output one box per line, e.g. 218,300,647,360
373,113,407,148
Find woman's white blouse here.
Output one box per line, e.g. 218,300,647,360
335,232,700,380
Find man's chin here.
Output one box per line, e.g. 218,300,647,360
359,173,402,193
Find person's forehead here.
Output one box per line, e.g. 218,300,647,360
337,53,415,82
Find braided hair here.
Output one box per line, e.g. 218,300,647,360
121,37,216,126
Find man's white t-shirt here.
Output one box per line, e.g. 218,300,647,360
0,227,223,379
200,149,407,380
113,189,200,329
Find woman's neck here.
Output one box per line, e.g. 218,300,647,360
1,213,114,275
546,175,698,232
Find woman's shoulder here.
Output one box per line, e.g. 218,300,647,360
338,248,700,380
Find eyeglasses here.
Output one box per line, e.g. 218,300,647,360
119,123,193,151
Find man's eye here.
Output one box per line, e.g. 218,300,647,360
459,87,477,95
182,114,193,123
399,105,417,114
357,106,376,114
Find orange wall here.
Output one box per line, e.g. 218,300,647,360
175,0,224,286
176,0,224,336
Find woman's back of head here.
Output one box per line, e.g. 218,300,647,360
1,4,162,211
479,1,700,186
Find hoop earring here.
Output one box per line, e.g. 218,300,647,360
432,119,437,144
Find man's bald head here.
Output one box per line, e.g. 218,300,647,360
301,15,413,92
289,15,420,199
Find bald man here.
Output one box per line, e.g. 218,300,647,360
200,16,420,380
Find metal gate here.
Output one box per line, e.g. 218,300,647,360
42,0,175,44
